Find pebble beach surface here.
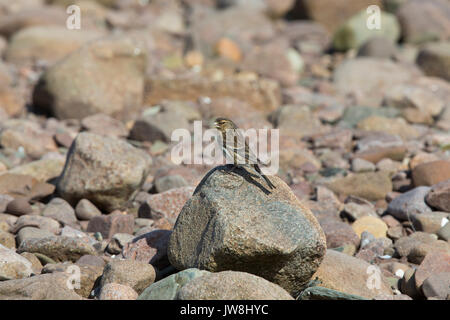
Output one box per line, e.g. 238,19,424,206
0,0,449,300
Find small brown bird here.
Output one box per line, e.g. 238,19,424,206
214,117,275,189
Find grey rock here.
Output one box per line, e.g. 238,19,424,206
426,179,450,212
42,198,77,226
41,262,103,298
81,113,128,138
18,236,97,262
351,158,376,173
397,0,450,44
334,58,422,107
0,230,15,249
387,187,432,221
106,233,134,255
100,259,156,294
129,111,190,143
138,268,209,300
0,194,14,213
99,283,138,300
5,198,33,217
168,166,326,294
333,10,400,51
75,199,102,221
76,255,106,268
33,35,147,121
11,215,60,235
422,272,450,299
0,244,33,280
417,42,450,81
0,273,82,300
318,218,360,249
176,271,294,300
313,250,393,299
57,132,152,212
16,227,54,247
154,175,188,193
357,37,397,59
437,222,450,241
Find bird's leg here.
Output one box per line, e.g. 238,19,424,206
253,164,276,189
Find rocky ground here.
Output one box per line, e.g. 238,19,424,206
0,0,449,300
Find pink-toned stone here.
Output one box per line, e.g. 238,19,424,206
87,211,134,239
415,251,450,288
121,229,171,270
426,179,450,212
412,161,450,187
138,187,194,226
99,283,138,300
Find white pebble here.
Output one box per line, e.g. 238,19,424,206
395,269,405,278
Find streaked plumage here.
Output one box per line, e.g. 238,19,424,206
214,117,275,189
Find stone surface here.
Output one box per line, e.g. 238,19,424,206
412,212,449,234
138,268,209,300
17,236,97,262
57,132,151,212
8,158,65,183
333,9,400,51
5,198,33,216
422,272,450,299
176,271,294,300
168,166,326,294
100,259,156,294
417,42,450,81
122,230,171,270
357,116,419,140
312,250,393,299
387,187,433,221
395,232,450,263
333,58,421,107
291,0,383,33
412,161,450,187
138,187,194,227
41,262,103,298
318,218,360,249
16,227,54,247
0,272,82,300
41,197,77,226
0,244,34,280
0,230,15,249
145,74,281,113
0,6,67,38
397,0,450,44
437,222,450,241
80,113,128,138
99,283,138,300
415,251,450,289
75,199,102,221
352,216,388,239
384,83,445,124
12,215,60,235
426,180,450,212
87,211,134,240
153,174,188,193
357,37,397,59
0,119,58,159
5,26,102,66
33,35,147,121
326,172,392,201
129,109,190,143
